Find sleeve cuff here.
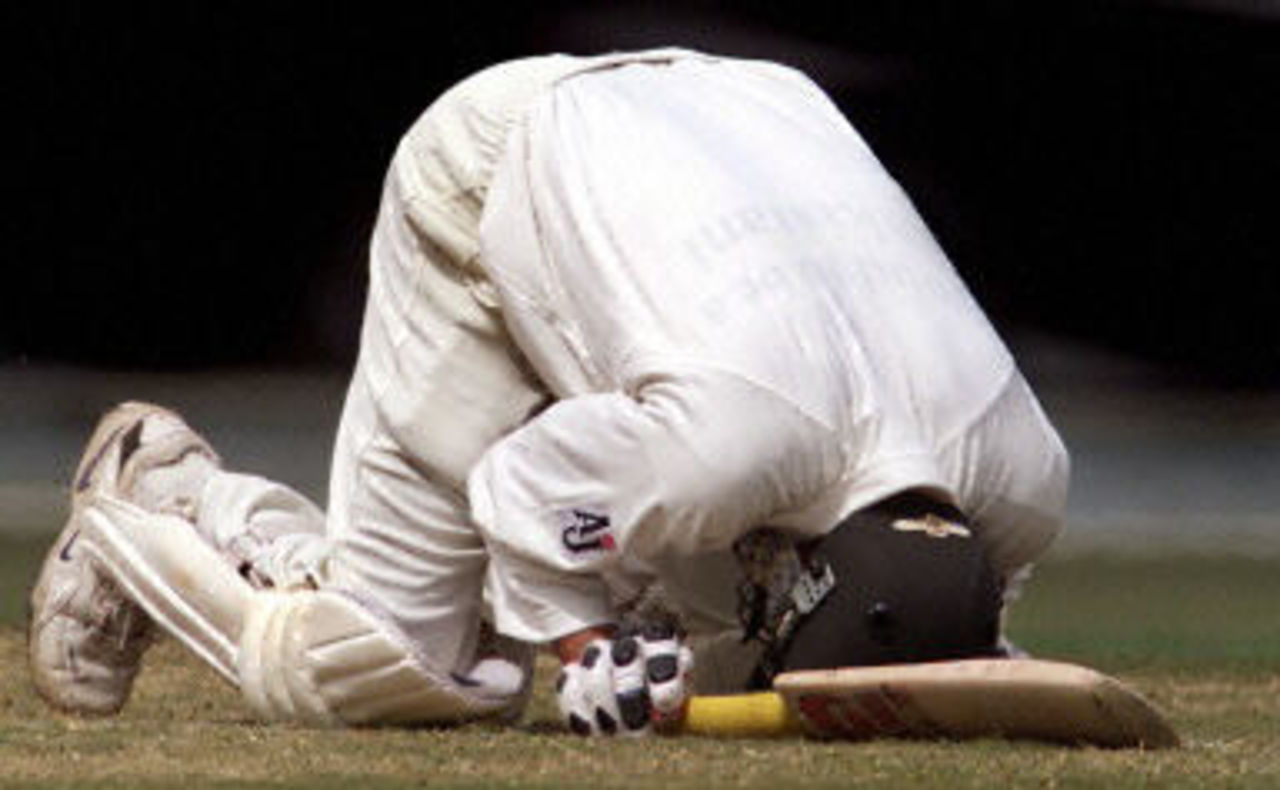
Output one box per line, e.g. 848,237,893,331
484,548,617,643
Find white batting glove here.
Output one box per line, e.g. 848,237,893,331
556,625,694,737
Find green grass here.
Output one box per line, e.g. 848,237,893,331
1,534,1278,788
1008,555,1280,671
0,536,46,624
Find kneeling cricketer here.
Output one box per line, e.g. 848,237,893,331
28,49,1176,748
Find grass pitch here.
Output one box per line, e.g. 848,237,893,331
1,535,1277,789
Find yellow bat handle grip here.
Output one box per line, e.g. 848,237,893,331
681,692,800,737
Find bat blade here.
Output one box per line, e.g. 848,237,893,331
682,658,1179,749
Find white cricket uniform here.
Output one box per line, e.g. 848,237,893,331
198,50,1068,688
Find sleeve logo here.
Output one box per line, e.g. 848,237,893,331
559,507,616,553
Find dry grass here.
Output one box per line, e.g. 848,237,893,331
1,549,1278,788
2,642,1277,788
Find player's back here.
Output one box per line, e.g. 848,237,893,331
481,53,1067,573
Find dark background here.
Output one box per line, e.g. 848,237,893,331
5,1,1278,387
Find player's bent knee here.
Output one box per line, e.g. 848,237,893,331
237,590,525,727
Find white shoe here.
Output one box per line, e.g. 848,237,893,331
28,402,219,714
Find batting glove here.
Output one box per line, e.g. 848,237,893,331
556,624,694,737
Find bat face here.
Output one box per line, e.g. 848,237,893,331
774,659,1180,749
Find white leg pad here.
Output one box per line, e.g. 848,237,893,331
237,590,524,727
80,496,252,685
81,495,527,727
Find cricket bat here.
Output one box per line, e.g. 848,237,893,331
681,658,1179,749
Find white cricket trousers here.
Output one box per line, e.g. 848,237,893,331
190,50,1068,677
189,54,631,677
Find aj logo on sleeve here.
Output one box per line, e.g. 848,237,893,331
559,507,616,553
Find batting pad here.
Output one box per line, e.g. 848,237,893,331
80,495,253,684
81,496,526,727
684,658,1179,748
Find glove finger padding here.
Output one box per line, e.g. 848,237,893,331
556,629,693,737
557,640,621,736
638,631,694,720
608,636,652,736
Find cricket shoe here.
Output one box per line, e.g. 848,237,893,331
28,402,220,714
